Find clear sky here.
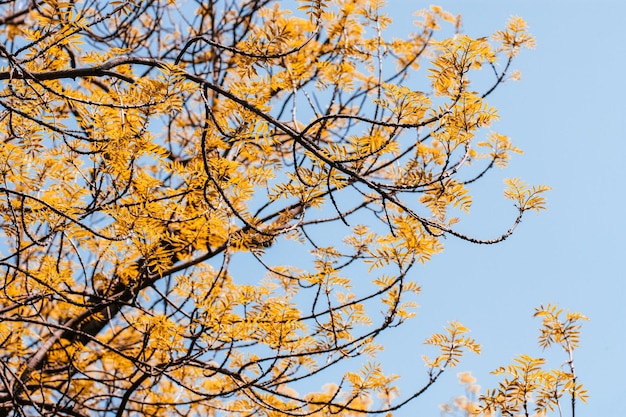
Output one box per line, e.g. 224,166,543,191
2,1,620,415
370,1,626,416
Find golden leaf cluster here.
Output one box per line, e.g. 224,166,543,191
440,305,588,417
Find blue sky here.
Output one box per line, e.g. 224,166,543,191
370,1,626,415
2,1,621,415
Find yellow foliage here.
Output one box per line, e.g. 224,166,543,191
440,305,588,417
0,1,542,416
504,178,551,212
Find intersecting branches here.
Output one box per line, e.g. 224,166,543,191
0,1,541,416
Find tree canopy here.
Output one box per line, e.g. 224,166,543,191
0,1,578,416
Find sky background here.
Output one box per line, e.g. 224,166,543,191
366,1,626,416
2,1,621,415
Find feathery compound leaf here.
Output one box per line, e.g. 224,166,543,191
504,177,551,212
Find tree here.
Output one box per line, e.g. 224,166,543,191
0,1,551,416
